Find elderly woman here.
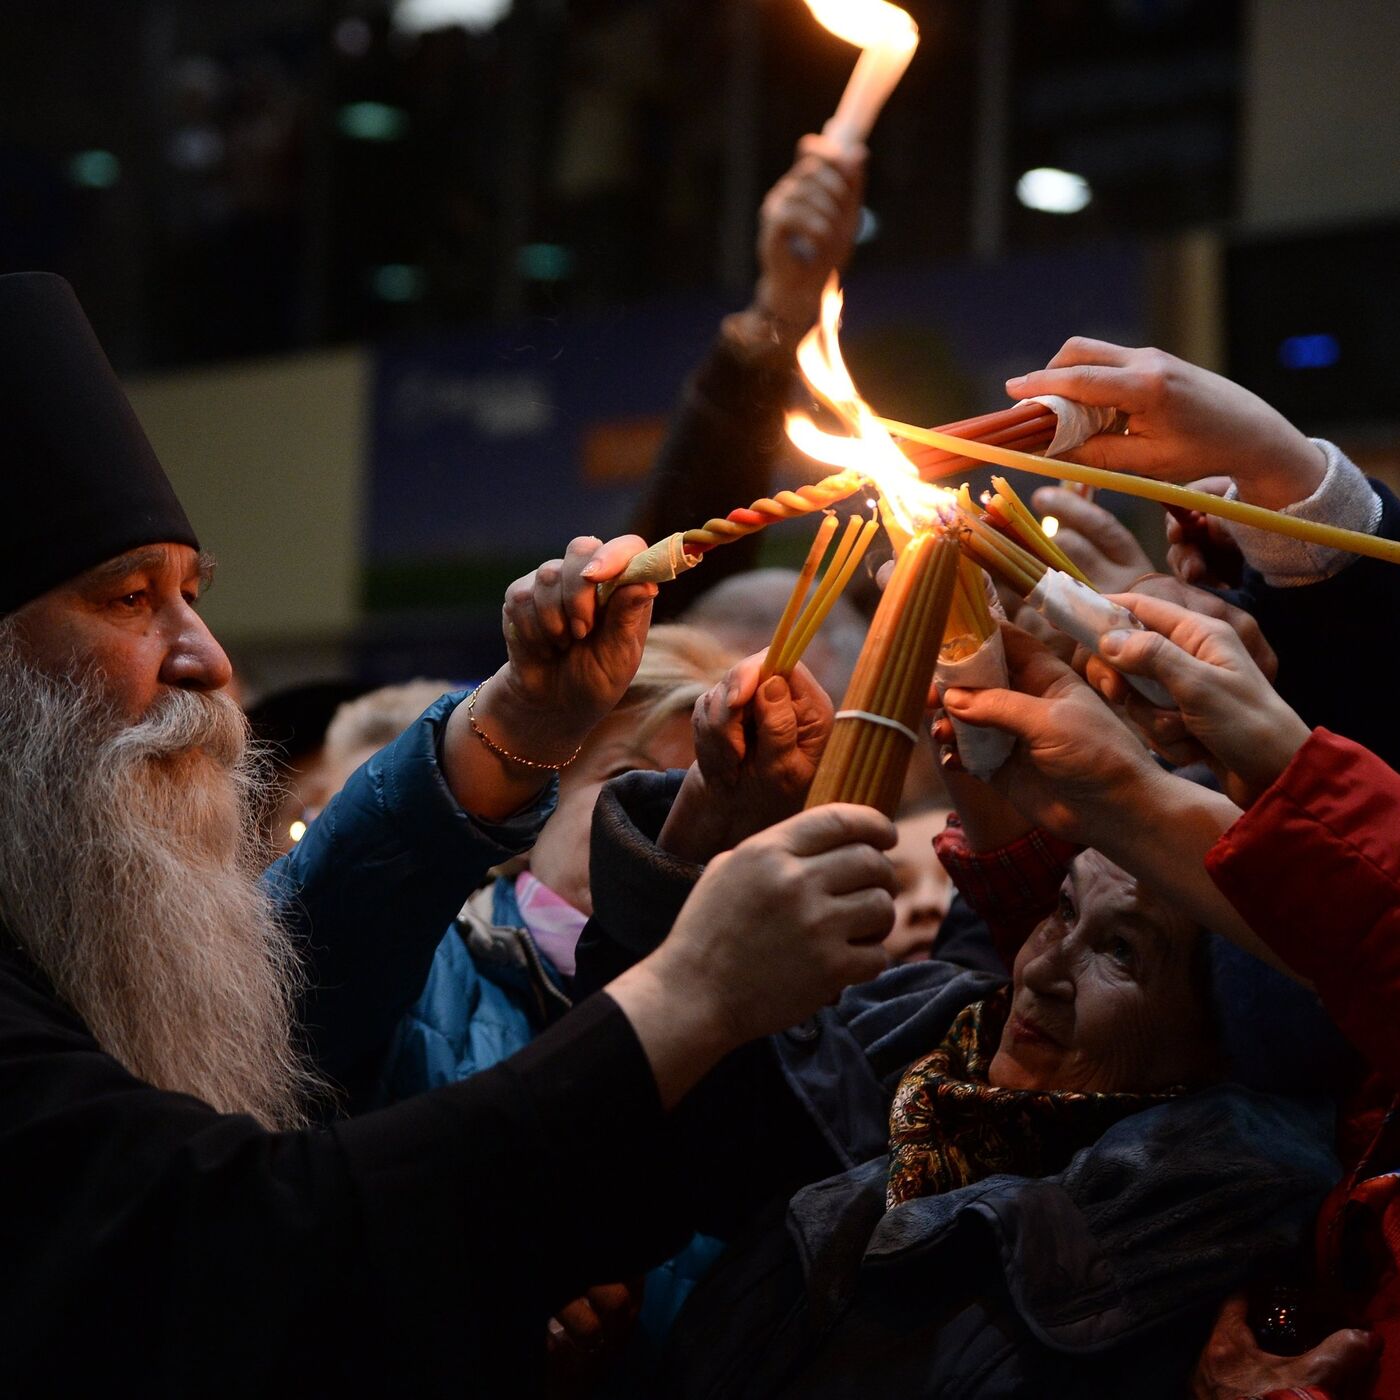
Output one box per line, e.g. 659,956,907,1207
574,651,1348,1398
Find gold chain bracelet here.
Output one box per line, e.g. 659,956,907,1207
466,681,583,771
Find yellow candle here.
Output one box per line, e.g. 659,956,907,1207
762,513,840,681
880,417,1400,568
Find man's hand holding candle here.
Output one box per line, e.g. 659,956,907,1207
444,533,656,823
659,655,834,865
743,134,867,349
1006,339,1328,511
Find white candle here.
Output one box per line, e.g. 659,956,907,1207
806,0,919,148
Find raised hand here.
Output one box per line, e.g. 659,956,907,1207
1006,339,1327,509
658,654,834,864
1165,477,1244,589
445,534,656,821
750,134,867,345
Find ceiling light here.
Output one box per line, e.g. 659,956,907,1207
391,0,512,36
1015,167,1092,215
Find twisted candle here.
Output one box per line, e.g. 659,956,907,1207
599,468,868,601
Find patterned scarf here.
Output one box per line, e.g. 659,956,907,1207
887,986,1182,1209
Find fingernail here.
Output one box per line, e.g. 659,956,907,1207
571,618,588,640
725,686,740,708
1099,629,1132,657
762,677,786,702
1005,376,1027,393
581,562,601,579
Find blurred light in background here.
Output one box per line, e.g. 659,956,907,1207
516,243,575,282
392,0,513,37
1279,333,1341,370
1015,167,1092,215
68,149,121,189
1041,515,1061,538
337,101,410,142
370,264,427,302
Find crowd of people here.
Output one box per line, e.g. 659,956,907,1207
1,132,1398,1400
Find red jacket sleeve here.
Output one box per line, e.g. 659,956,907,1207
1206,727,1400,1081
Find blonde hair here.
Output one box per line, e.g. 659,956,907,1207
612,624,737,749
322,678,453,773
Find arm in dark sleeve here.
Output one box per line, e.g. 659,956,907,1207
265,689,555,1100
0,963,682,1396
1224,480,1400,770
629,318,795,621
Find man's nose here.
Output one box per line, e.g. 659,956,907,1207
159,607,233,693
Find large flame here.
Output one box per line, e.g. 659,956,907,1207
805,0,918,55
787,276,951,544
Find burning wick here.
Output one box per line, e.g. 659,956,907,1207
1042,516,1061,539
805,0,920,148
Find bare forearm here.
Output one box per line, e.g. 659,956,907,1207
1083,769,1306,981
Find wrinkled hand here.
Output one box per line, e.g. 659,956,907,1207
546,1279,644,1398
658,805,896,1045
1031,486,1154,593
940,623,1162,845
752,134,866,341
1191,1294,1377,1400
1093,592,1310,805
1166,477,1244,589
493,534,657,759
1006,339,1327,509
658,656,834,863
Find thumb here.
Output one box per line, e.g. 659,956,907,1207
754,675,800,763
1096,626,1199,705
1297,1326,1381,1389
598,581,657,639
942,685,1041,739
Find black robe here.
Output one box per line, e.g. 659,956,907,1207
0,939,688,1397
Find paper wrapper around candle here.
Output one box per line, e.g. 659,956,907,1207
934,630,1016,781
806,533,958,818
596,533,700,605
1026,570,1177,710
1020,396,1120,460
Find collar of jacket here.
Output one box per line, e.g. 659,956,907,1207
589,768,702,959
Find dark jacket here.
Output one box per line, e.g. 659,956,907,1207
0,694,689,1397
579,770,1340,1397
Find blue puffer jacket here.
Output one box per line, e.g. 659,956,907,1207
377,877,570,1104
381,874,727,1363
264,689,555,1109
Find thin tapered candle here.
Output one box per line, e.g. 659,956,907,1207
762,513,840,681
988,476,1092,585
882,417,1400,568
777,516,880,676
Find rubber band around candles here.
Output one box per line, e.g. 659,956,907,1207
833,710,922,745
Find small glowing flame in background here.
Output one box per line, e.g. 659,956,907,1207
786,276,952,545
1042,515,1061,538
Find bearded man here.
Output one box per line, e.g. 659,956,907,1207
0,273,898,1396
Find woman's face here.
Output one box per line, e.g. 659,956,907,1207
527,708,695,916
988,851,1214,1095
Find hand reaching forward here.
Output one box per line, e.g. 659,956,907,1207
1191,1294,1376,1400
609,805,896,1108
940,623,1162,846
1007,339,1327,509
1094,592,1310,805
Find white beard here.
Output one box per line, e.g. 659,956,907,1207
0,631,320,1129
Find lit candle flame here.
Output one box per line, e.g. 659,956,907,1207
1042,515,1061,539
805,0,917,55
786,275,953,545
805,0,919,147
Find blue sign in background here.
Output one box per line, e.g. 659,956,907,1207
367,243,1146,610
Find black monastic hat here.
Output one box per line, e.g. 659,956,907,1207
0,272,198,615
